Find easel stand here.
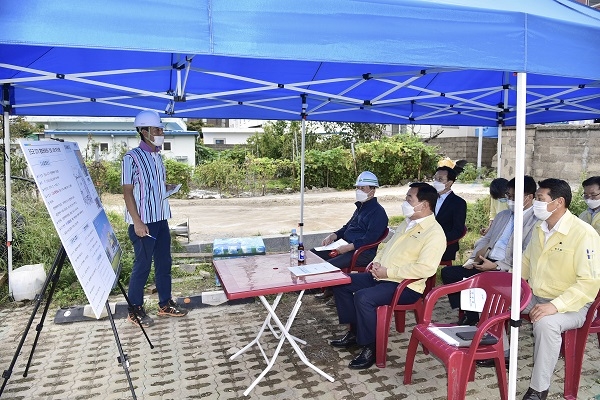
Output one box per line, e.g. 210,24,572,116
0,245,151,399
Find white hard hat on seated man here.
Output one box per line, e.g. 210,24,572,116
355,171,379,188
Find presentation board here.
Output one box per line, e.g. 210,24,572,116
19,140,121,318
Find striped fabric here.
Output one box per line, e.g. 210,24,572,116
122,146,171,224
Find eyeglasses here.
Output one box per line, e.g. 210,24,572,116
583,193,600,200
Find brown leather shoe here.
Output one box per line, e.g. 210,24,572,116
522,387,548,400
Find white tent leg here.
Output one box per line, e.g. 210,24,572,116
508,71,527,400
299,97,307,242
476,127,483,180
2,86,13,297
497,125,503,178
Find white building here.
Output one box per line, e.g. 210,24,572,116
25,116,198,166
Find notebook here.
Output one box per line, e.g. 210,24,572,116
429,325,498,347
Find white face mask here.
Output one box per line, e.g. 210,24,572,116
402,201,423,219
150,134,164,147
432,181,446,193
507,200,515,213
355,189,369,203
145,130,164,147
533,199,557,221
585,198,600,210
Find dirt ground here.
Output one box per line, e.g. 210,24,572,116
102,182,489,243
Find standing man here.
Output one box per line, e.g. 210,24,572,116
122,109,188,328
579,176,600,235
432,166,467,263
329,183,446,369
313,171,388,301
441,176,538,327
521,178,600,400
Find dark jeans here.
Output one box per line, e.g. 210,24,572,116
127,219,172,308
311,248,375,270
440,265,482,322
332,273,421,346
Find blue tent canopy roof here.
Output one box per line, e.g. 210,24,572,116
0,0,599,125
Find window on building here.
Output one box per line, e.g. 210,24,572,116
163,142,172,151
99,143,109,152
215,139,225,144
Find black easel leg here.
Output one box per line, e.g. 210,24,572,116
0,245,67,396
105,301,137,400
118,281,153,349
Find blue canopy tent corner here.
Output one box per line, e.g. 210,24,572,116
1,1,599,398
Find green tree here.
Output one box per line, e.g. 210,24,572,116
319,122,386,147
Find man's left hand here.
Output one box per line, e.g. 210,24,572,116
371,264,388,280
474,256,498,271
529,303,558,323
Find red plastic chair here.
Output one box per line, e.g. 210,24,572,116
563,290,600,400
425,225,468,295
403,272,532,400
341,227,389,274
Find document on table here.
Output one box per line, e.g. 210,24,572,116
313,239,348,251
289,262,339,277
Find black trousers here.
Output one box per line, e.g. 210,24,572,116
310,248,375,270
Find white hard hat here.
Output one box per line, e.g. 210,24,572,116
134,110,164,128
355,171,379,187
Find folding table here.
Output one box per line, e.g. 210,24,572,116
213,252,350,396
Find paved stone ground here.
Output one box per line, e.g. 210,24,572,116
1,294,599,400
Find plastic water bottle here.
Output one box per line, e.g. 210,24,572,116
298,242,305,265
289,229,299,266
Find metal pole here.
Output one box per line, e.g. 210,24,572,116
476,127,483,180
299,95,307,242
2,84,13,296
507,71,527,400
497,125,503,178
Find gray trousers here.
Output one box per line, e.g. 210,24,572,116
522,295,589,392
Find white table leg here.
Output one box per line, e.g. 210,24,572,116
241,291,334,396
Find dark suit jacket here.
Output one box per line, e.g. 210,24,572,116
435,191,467,262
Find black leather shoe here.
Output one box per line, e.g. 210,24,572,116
348,346,376,369
329,331,357,348
315,288,334,300
457,313,479,326
521,387,548,400
476,356,509,368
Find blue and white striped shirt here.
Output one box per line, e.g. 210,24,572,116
121,142,171,224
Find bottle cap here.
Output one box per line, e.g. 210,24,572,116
291,228,297,233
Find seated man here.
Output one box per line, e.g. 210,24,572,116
579,176,600,235
432,166,467,264
441,175,538,326
312,171,388,300
521,178,600,400
329,182,446,369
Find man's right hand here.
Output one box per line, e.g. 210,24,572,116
462,259,475,269
133,221,149,238
322,233,337,246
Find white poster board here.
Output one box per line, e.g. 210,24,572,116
20,140,120,319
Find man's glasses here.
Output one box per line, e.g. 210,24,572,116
583,192,600,200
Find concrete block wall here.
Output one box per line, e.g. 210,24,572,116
427,137,498,167
501,124,600,184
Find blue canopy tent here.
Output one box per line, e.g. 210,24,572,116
1,1,599,398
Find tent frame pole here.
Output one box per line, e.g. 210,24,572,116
508,71,527,400
2,83,13,296
299,95,307,242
